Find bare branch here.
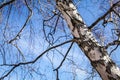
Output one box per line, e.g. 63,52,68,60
53,42,74,80
0,39,75,80
88,1,120,30
43,13,57,42
8,0,33,43
105,40,120,49
113,9,120,18
109,44,119,56
12,44,26,61
0,0,15,9
54,42,74,71
43,12,62,45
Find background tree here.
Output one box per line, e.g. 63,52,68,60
0,0,120,80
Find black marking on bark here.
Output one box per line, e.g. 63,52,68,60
71,18,77,32
71,19,84,28
63,1,68,5
87,40,96,50
117,75,120,80
106,67,111,74
88,47,91,52
99,47,107,57
92,59,105,68
108,76,116,80
73,37,79,39
63,0,72,4
99,60,105,66
106,61,114,74
91,61,98,67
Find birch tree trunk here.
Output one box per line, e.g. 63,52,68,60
56,0,120,80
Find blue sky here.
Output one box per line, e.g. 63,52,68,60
0,0,120,80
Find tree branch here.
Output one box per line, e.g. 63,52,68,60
0,39,75,80
88,1,120,30
54,42,74,71
113,9,120,18
9,0,33,43
53,42,74,80
56,0,120,79
105,40,120,49
0,0,15,9
109,44,119,56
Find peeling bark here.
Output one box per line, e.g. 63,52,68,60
56,0,120,80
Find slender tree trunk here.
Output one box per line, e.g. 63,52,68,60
56,0,120,80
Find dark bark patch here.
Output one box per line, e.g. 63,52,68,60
106,61,114,74
117,75,120,80
108,76,116,80
92,60,105,68
88,47,91,52
91,61,98,67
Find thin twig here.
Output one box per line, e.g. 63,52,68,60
0,0,15,9
54,42,74,70
43,14,57,42
113,9,120,18
88,1,120,30
105,40,120,49
109,44,119,56
53,42,74,80
9,0,33,43
0,39,74,79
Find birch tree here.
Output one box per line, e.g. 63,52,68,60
55,0,120,80
0,0,120,80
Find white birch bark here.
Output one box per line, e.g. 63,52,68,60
56,0,120,80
